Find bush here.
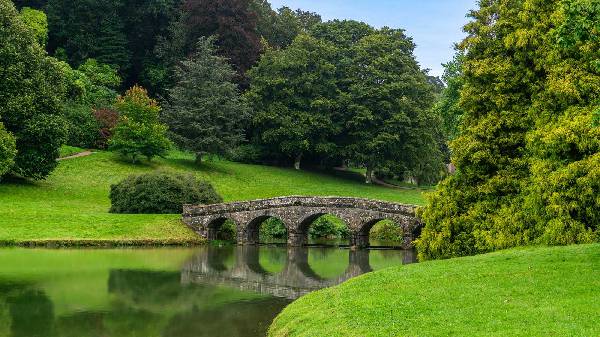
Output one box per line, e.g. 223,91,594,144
226,144,266,164
309,215,350,240
109,172,222,214
64,103,99,148
93,108,119,149
369,220,403,242
0,122,17,178
260,218,288,240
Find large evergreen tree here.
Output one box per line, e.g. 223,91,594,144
163,37,249,163
0,0,68,180
417,0,600,260
46,0,131,73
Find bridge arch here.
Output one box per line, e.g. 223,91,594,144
206,217,238,241
242,215,289,245
297,213,352,246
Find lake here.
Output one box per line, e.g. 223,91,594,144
0,245,415,337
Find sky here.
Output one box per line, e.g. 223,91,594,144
268,0,478,77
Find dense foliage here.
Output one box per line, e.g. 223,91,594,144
417,0,600,260
109,86,172,162
163,37,249,162
248,34,341,170
18,6,46,44
248,22,444,182
110,171,222,214
1,0,67,180
0,123,17,179
181,0,261,85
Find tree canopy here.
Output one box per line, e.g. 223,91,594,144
1,0,68,180
109,85,172,162
417,0,600,260
163,37,250,162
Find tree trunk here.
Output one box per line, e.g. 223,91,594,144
365,166,373,184
195,152,204,164
294,153,303,170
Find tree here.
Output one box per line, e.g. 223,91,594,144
247,34,341,170
109,86,171,162
0,122,16,179
250,0,322,49
346,29,443,184
163,37,250,163
46,0,131,74
0,0,68,180
19,7,47,45
182,0,261,82
417,0,600,261
121,0,181,90
433,52,465,142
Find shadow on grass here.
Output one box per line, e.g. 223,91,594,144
165,157,236,176
1,175,40,187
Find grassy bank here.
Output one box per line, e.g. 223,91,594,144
0,150,427,245
269,244,600,337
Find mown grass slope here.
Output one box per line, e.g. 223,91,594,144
269,244,600,337
0,150,427,244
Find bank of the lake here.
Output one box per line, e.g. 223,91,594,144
269,244,600,337
0,150,427,246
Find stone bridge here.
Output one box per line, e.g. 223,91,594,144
183,196,421,249
181,246,416,300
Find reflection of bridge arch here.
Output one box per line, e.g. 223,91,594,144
183,196,421,249
181,246,374,299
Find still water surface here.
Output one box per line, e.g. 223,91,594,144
0,245,415,337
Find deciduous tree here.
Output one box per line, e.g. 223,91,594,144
247,34,341,170
346,29,443,184
0,0,68,180
182,0,261,82
110,86,171,162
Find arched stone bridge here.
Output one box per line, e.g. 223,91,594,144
183,196,421,249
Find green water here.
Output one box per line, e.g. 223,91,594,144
0,246,415,337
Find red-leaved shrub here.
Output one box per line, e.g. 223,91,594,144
93,108,119,149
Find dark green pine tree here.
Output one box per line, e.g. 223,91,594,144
163,37,250,163
94,14,130,74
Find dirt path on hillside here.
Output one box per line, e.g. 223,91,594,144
57,151,94,161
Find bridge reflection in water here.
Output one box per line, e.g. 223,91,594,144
181,246,417,300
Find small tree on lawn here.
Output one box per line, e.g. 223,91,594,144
110,85,171,163
163,37,249,163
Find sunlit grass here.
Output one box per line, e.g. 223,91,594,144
269,244,600,337
0,150,427,243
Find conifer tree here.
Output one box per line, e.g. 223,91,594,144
163,37,249,163
417,0,600,260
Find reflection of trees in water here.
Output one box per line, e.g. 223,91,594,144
207,245,236,271
0,283,56,337
162,298,289,337
0,269,288,337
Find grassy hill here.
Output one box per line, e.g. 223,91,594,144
0,150,428,245
268,244,600,337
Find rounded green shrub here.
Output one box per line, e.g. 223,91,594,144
109,172,222,214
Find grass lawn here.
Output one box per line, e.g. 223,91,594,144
268,244,600,337
0,150,427,244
